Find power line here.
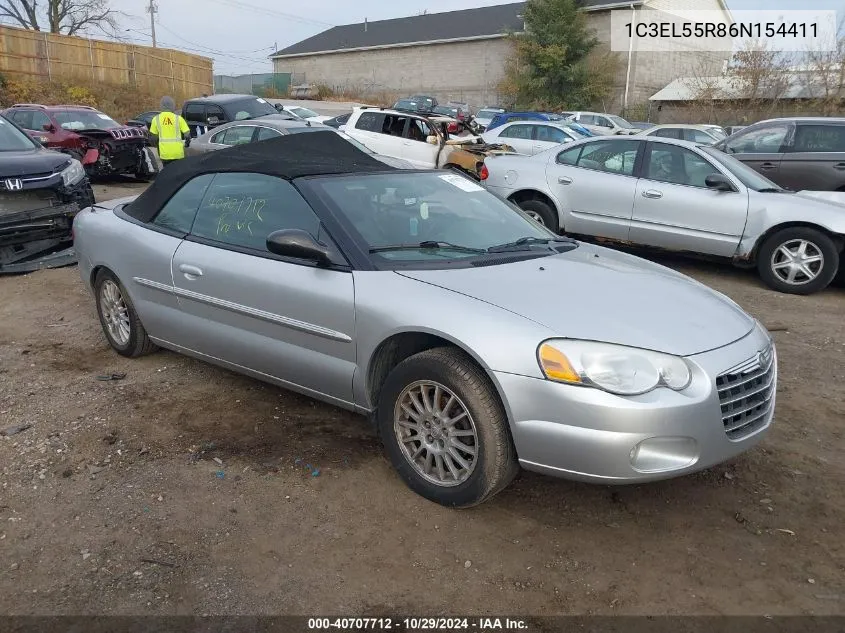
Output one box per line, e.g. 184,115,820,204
205,0,334,28
154,22,274,61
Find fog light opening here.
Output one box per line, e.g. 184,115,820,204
630,437,699,474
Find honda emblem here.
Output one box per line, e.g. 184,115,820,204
4,178,23,191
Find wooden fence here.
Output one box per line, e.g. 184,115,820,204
0,25,212,102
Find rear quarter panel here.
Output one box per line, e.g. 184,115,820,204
74,204,183,339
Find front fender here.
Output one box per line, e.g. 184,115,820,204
737,194,845,259
351,270,554,410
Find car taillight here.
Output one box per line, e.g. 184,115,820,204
480,164,489,180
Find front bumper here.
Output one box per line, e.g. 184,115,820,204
496,325,776,483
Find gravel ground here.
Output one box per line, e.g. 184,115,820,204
0,183,843,616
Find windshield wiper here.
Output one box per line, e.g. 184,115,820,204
757,187,787,193
369,240,486,254
487,236,574,253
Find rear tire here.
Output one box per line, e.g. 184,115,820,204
515,198,559,232
94,269,158,357
757,227,839,295
376,347,518,507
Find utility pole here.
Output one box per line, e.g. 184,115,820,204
146,0,158,47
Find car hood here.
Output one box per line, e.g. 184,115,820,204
0,148,70,178
396,244,755,357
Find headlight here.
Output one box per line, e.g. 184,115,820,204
60,159,85,187
537,339,691,396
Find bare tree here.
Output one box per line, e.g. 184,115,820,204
0,0,120,36
799,19,845,116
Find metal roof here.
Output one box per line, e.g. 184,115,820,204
271,1,641,58
650,73,844,102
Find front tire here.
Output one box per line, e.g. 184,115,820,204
757,227,839,295
515,198,559,232
376,347,518,507
94,269,158,357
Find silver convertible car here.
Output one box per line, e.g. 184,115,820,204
74,132,777,507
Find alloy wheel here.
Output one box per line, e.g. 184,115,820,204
393,380,479,487
770,239,824,286
100,279,131,346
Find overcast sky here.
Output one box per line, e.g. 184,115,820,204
54,0,845,74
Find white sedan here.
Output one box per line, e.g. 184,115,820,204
481,121,583,155
276,104,332,124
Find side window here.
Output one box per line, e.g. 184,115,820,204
184,104,205,123
580,114,596,125
576,140,640,176
381,115,408,137
725,124,789,154
645,143,719,188
217,126,256,146
10,110,34,129
651,128,680,139
405,118,432,142
688,129,716,143
596,117,613,129
557,144,583,165
207,105,225,123
535,126,567,143
32,112,52,131
792,125,845,153
190,173,321,254
152,174,215,234
256,127,282,141
500,124,532,140
355,112,385,132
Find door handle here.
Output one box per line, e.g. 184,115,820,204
178,264,203,279
759,162,777,170
642,189,663,199
558,176,573,184
834,163,845,170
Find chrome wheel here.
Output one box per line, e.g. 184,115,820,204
770,239,824,286
524,210,545,225
393,380,478,487
99,279,130,346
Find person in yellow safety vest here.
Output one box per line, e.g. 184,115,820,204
149,96,190,167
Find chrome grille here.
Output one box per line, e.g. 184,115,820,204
716,345,775,440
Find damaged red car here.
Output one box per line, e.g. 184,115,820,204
1,104,155,180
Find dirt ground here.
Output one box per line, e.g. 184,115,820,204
0,181,843,616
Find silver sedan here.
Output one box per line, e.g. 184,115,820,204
482,135,845,294
73,138,776,507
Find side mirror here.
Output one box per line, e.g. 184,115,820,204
266,229,333,265
446,122,459,134
705,173,735,191
42,123,55,132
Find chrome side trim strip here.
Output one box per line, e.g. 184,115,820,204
133,277,352,343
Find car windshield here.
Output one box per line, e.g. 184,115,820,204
229,98,278,120
609,115,634,128
291,107,319,119
0,115,39,151
53,110,120,131
311,172,559,263
700,146,783,191
476,110,501,119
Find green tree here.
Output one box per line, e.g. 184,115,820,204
499,0,618,110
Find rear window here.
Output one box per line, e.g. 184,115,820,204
476,109,502,119
793,124,845,153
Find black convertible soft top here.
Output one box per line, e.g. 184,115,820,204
125,130,393,222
